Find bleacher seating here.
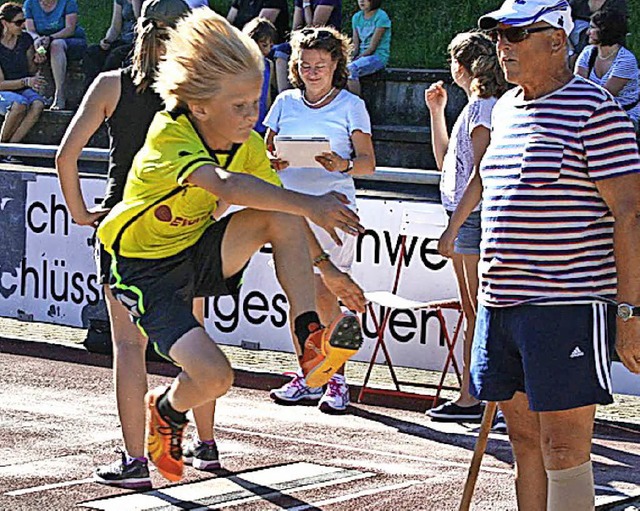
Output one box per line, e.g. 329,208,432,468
19,65,467,170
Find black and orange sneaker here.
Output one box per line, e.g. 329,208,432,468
302,313,363,388
145,387,187,482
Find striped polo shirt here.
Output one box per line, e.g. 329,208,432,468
478,76,640,307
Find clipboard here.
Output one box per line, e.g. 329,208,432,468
274,135,331,168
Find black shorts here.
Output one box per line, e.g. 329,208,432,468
94,234,112,285
110,213,245,359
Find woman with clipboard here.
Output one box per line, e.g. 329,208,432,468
265,26,375,413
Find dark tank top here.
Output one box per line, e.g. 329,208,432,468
102,66,163,208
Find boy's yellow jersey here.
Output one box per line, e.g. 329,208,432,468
98,110,281,259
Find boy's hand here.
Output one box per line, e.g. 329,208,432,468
306,192,363,244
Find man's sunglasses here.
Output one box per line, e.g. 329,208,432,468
487,26,555,43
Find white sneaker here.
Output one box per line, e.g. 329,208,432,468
318,374,350,413
270,370,323,403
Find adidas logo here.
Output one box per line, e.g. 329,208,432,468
570,346,585,359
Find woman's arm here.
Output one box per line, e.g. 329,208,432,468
292,6,304,30
351,29,360,58
575,66,589,78
259,7,281,25
49,13,78,40
346,130,375,175
0,65,37,91
25,18,41,42
311,5,333,26
437,125,490,258
27,44,37,75
359,27,386,57
603,76,630,97
102,1,124,46
55,72,121,226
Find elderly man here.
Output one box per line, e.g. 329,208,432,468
439,1,640,509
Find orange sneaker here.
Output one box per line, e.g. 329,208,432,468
145,386,187,482
302,313,363,388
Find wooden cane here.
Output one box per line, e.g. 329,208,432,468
458,401,498,511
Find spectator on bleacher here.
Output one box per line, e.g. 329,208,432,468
347,0,391,96
82,0,138,91
428,31,507,423
265,26,375,413
23,0,87,110
55,0,227,489
227,0,289,43
0,2,45,154
274,0,342,92
242,17,277,135
589,0,627,15
568,1,592,61
575,8,639,129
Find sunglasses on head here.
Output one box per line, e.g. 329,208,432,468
487,25,555,43
300,28,333,40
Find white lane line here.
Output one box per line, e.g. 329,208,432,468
217,426,513,475
6,477,95,496
5,452,245,497
189,472,375,511
285,479,424,511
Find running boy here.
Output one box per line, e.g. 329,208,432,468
97,8,365,483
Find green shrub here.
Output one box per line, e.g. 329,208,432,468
62,0,640,69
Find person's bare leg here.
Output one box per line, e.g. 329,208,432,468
0,102,27,142
190,297,215,441
540,405,596,511
105,285,148,458
9,101,44,142
50,40,68,110
452,253,480,406
500,392,547,510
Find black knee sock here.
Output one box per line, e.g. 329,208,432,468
294,311,322,355
157,390,188,426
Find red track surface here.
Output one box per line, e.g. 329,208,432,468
1,338,639,510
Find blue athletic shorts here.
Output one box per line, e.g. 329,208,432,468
471,302,615,412
446,210,481,255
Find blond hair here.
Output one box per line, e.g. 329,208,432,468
155,9,264,111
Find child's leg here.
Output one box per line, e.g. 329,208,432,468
453,252,480,406
219,209,362,386
190,297,216,443
347,56,386,96
105,285,148,459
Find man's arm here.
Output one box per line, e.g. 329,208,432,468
595,172,640,374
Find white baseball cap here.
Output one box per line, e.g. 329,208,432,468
479,0,574,36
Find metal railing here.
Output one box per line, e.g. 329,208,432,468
0,143,441,185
